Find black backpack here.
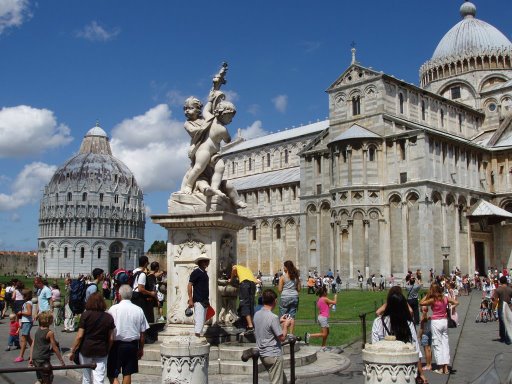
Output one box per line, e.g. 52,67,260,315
69,280,94,315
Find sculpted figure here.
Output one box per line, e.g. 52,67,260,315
179,63,247,209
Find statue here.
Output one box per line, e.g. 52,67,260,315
179,63,247,209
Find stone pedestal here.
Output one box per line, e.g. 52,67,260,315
152,194,252,382
362,336,418,383
161,335,210,384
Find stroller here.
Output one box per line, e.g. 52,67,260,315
475,298,496,323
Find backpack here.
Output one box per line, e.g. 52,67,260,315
69,279,94,315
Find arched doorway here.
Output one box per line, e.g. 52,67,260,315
109,242,123,273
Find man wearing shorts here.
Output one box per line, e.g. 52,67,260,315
230,265,257,334
107,285,149,384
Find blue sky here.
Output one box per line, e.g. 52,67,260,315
0,0,510,251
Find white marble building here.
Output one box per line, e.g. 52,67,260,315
37,124,145,277
223,2,512,279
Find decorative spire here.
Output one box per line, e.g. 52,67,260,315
95,119,100,127
460,1,476,19
351,41,357,64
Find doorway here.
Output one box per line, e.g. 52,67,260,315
474,241,485,276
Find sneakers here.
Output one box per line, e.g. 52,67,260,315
304,332,310,345
14,356,24,362
5,346,10,351
157,317,166,322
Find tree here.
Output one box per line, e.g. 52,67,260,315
148,240,166,254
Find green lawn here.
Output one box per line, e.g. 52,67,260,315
2,276,391,347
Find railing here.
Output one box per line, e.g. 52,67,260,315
241,335,300,384
0,362,97,375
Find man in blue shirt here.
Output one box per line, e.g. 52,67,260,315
34,277,52,315
85,268,104,303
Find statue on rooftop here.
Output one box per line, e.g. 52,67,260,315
179,63,247,209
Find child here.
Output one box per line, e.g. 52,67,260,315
304,286,337,350
419,306,432,370
29,311,65,384
14,289,33,362
6,313,20,351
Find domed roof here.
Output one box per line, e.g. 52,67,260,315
48,124,138,190
431,2,512,61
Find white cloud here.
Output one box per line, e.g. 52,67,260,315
0,0,31,35
0,162,57,211
166,89,188,108
9,212,20,222
76,21,120,42
272,95,288,113
110,104,190,192
238,120,268,140
247,104,260,116
0,105,73,158
223,90,239,103
301,41,321,53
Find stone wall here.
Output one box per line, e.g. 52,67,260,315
0,251,38,276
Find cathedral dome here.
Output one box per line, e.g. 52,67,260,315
431,2,512,62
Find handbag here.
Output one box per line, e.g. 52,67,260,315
447,304,457,328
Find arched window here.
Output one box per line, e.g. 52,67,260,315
99,193,104,202
252,225,257,241
421,101,426,120
114,194,119,203
248,158,252,170
80,247,85,259
399,93,404,114
458,113,463,132
86,219,92,231
352,96,361,115
59,219,64,230
97,248,102,259
284,149,289,164
267,153,271,167
64,247,68,258
275,224,281,239
67,192,72,201
55,193,59,203
368,146,376,162
440,109,445,127
115,220,120,233
82,192,87,201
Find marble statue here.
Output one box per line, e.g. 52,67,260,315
179,63,246,209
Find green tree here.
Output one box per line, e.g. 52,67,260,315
148,240,166,253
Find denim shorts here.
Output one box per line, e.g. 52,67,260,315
20,322,32,336
421,332,432,346
279,296,299,318
318,315,329,328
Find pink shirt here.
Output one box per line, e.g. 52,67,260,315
431,297,448,320
317,297,330,317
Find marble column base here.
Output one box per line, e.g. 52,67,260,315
161,333,210,384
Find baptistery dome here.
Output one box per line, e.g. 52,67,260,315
38,123,145,277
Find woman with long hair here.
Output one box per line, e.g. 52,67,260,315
372,286,427,383
420,283,458,375
69,292,115,384
278,260,301,335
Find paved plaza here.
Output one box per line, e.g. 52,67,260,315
0,289,510,383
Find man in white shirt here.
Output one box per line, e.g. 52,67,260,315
107,285,149,384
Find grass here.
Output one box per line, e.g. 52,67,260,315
2,276,390,347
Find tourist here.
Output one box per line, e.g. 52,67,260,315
12,280,25,315
371,286,426,384
492,275,512,344
4,280,15,316
14,289,33,362
304,286,337,350
5,313,20,351
307,276,316,294
85,268,104,303
34,277,52,316
420,283,458,375
230,264,257,334
63,278,76,332
69,292,115,384
0,283,6,319
254,289,293,384
132,256,157,323
29,311,65,384
145,261,162,339
188,255,211,337
405,275,422,325
357,270,363,289
447,282,459,326
278,260,300,335
107,285,149,384
419,306,433,371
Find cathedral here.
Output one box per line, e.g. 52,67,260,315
37,124,145,277
222,2,512,279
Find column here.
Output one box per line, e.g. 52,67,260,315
454,203,461,270
364,219,370,276
401,202,408,274
348,220,354,278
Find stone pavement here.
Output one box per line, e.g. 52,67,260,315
0,290,510,383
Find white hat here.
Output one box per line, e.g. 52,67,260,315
194,254,211,264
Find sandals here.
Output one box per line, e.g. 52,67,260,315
433,369,449,375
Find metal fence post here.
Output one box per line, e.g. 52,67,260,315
359,312,367,350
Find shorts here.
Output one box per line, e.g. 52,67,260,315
421,332,432,347
318,315,329,328
279,296,299,318
33,359,53,383
239,280,256,318
21,322,32,336
107,340,139,378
